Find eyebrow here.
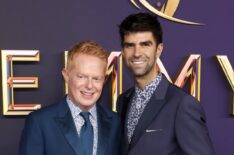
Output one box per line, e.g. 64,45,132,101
123,42,134,46
140,40,153,45
123,40,153,46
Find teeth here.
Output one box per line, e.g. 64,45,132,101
132,61,144,64
81,91,93,96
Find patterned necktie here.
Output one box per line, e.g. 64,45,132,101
80,112,93,155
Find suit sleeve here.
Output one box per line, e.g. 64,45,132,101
19,113,44,155
175,95,214,155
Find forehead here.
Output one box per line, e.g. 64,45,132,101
69,54,106,75
124,32,156,43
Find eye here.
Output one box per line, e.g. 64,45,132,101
123,43,134,48
141,42,151,47
92,77,104,82
77,75,86,80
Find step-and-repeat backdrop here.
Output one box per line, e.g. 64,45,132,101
0,0,233,154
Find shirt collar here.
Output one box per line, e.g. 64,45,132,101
135,73,162,97
66,96,97,121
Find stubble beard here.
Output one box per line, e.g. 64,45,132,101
130,61,155,79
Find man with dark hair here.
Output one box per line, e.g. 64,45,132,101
117,13,214,155
20,41,120,155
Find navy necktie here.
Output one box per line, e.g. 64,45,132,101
80,112,93,155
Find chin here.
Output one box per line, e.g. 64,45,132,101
80,102,95,108
133,71,146,77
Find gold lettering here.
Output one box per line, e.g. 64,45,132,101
106,52,122,111
157,54,201,101
216,55,234,115
1,50,40,115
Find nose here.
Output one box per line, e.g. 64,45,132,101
86,79,93,89
133,45,141,57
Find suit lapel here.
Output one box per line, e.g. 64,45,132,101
129,98,165,149
96,105,112,155
129,75,170,150
54,98,83,155
120,88,135,155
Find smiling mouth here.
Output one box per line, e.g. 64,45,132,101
131,59,145,65
81,91,94,97
132,61,144,64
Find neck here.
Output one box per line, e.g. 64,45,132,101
135,70,159,90
68,95,94,111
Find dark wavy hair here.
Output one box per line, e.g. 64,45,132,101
119,13,163,46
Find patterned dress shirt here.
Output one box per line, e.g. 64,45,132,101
67,97,98,155
127,73,162,143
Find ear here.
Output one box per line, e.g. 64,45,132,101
62,68,69,83
121,49,126,57
156,43,164,58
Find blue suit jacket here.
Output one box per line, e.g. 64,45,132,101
20,97,121,155
117,75,214,155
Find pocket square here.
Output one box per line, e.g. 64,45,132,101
146,129,163,132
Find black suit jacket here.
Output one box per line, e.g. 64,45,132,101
117,75,214,155
20,97,121,155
